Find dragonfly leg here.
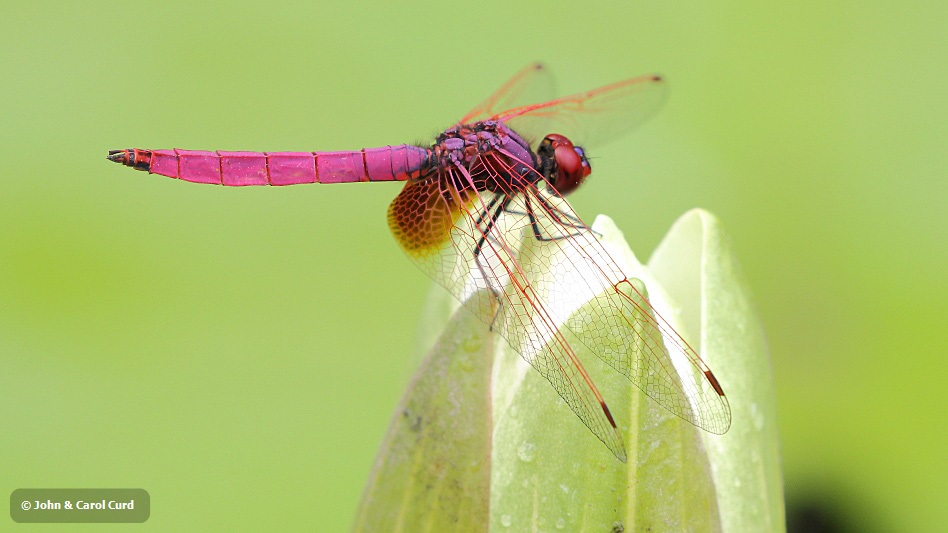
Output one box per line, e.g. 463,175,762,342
533,192,603,237
473,194,501,227
524,195,589,242
473,194,512,331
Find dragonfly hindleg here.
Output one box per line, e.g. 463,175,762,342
472,194,512,331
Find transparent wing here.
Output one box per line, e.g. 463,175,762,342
389,150,731,460
388,168,628,461
492,74,667,148
460,63,557,125
513,181,732,434
470,149,732,434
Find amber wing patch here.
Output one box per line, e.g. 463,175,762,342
388,179,473,258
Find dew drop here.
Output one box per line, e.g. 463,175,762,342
517,441,536,462
555,517,566,529
501,514,512,527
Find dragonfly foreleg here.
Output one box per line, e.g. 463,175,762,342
534,192,602,237
524,195,587,242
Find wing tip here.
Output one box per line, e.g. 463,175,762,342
705,391,733,435
704,370,725,397
600,401,629,462
601,401,618,428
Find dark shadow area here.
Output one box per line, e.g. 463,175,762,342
785,478,888,533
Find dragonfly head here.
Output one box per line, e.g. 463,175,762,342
539,134,591,196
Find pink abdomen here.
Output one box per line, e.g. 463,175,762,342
107,145,431,185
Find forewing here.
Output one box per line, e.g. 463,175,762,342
460,63,556,125
514,184,732,434
388,170,628,460
493,74,667,148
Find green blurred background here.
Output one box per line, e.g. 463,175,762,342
1,1,944,530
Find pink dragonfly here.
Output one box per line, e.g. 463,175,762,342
108,64,730,461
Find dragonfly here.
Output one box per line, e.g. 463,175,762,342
107,63,731,461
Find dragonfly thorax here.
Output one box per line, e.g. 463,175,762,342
432,121,542,195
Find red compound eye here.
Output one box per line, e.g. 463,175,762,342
543,134,591,196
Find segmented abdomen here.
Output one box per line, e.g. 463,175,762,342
107,145,431,185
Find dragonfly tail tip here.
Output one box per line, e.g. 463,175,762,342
106,149,127,164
